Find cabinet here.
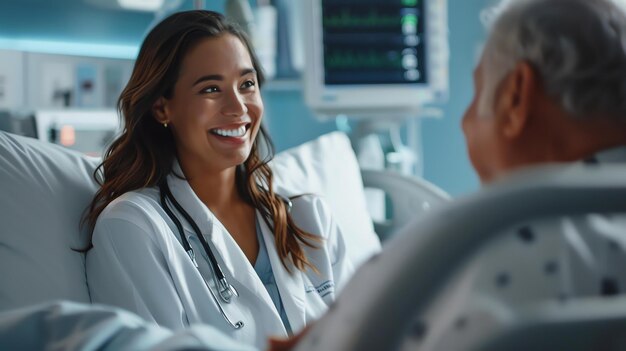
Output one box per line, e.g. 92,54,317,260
0,50,25,110
0,49,133,110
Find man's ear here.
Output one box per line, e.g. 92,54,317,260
497,61,537,139
153,97,170,124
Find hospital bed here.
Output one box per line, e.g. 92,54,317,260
361,169,450,241
6,129,624,350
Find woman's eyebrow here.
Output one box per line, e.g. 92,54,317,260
240,68,256,76
192,68,257,87
192,74,223,87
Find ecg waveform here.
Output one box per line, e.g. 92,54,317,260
324,10,402,28
324,10,419,30
322,0,420,5
325,50,404,69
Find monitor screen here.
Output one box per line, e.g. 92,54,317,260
304,0,448,117
322,0,427,86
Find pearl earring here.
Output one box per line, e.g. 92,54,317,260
163,122,168,128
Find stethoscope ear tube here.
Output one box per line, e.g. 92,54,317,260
160,182,225,279
159,182,192,253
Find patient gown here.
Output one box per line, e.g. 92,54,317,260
406,146,626,351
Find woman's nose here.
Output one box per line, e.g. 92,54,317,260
221,89,247,117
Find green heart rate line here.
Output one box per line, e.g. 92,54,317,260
324,9,419,28
325,50,407,69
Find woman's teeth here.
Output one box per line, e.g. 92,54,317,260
212,125,247,137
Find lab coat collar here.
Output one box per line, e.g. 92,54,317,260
257,214,307,333
166,160,240,277
166,161,217,241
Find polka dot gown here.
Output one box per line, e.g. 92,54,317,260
401,146,626,351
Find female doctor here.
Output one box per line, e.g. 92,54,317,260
84,10,352,349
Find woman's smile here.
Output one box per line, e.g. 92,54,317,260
208,122,252,146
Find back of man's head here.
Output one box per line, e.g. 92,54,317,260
462,0,626,183
480,0,626,120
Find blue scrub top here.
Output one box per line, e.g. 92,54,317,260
253,220,292,335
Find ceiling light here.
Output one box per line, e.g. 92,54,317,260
117,0,164,12
85,0,165,12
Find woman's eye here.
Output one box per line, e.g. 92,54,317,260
240,80,256,89
201,86,220,94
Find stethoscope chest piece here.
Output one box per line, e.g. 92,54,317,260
218,278,239,303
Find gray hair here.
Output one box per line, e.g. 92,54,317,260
479,0,626,119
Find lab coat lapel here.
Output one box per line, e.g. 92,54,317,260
165,164,233,271
210,215,279,313
258,210,307,332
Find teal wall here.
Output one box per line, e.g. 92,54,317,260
0,1,153,46
262,90,337,152
0,0,489,197
422,0,486,196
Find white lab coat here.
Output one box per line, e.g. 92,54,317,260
405,146,626,351
86,163,353,349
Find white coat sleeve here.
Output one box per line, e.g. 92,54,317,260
86,210,189,331
0,301,256,351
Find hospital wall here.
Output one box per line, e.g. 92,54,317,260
0,0,487,197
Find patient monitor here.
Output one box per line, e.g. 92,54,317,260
302,0,449,220
302,0,448,176
303,0,448,118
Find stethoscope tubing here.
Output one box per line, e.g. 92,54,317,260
159,181,243,329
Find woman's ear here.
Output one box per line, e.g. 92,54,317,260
153,97,170,124
497,61,537,139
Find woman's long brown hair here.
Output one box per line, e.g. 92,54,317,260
84,10,319,272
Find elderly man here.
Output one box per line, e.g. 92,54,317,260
416,0,626,349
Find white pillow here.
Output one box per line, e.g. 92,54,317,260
271,132,381,267
0,132,97,312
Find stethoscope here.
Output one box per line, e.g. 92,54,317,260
158,180,293,330
159,181,243,329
